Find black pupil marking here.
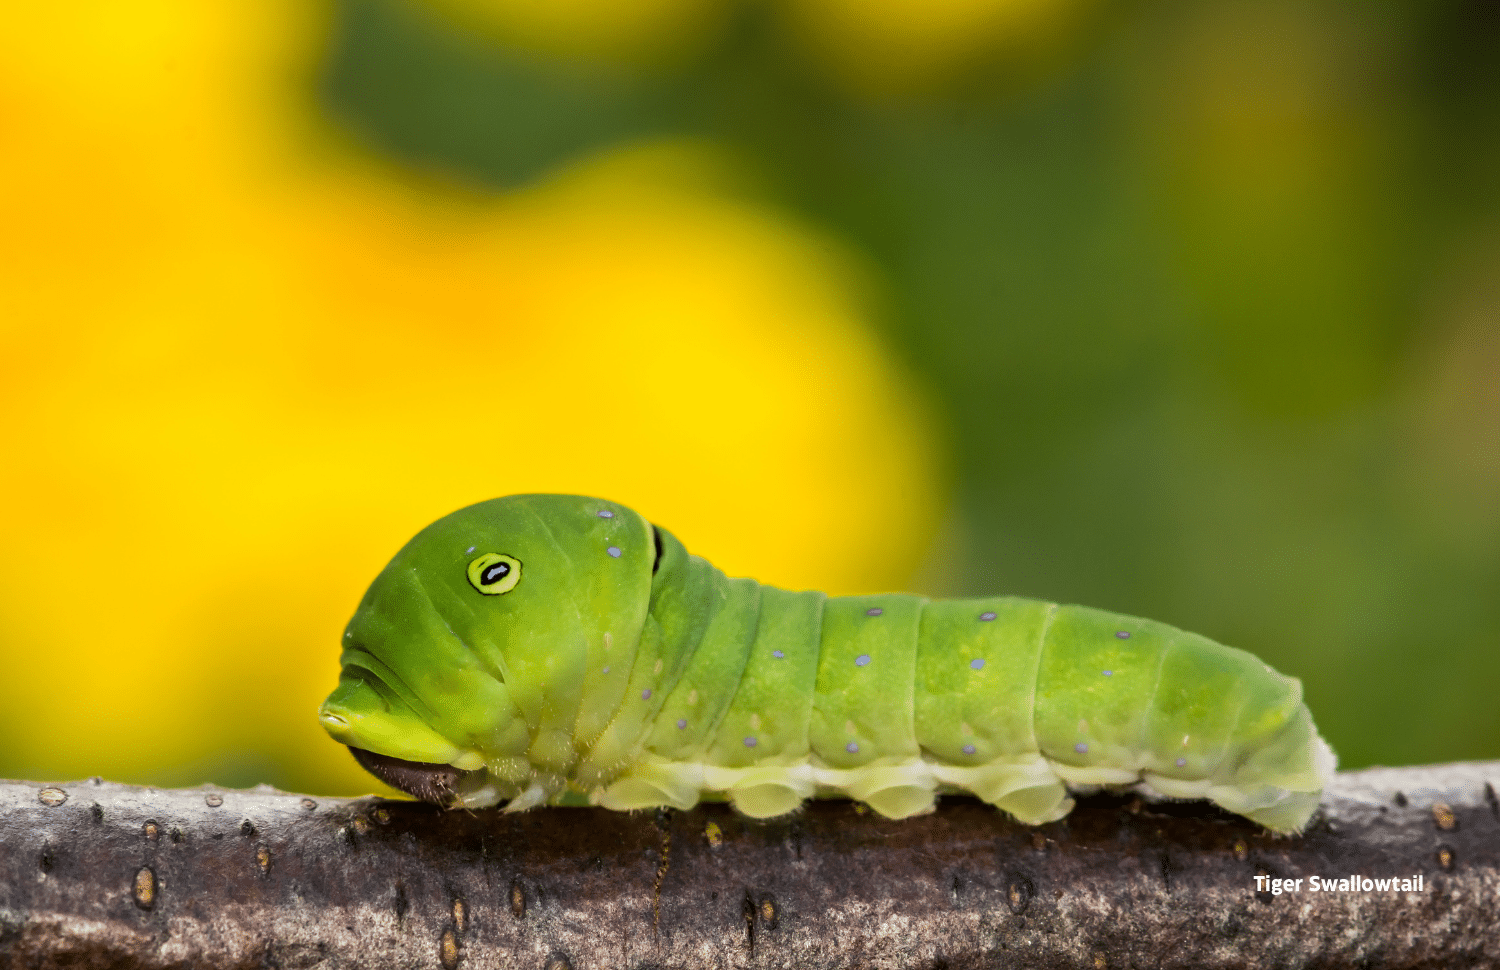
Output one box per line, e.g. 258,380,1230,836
652,527,664,574
482,561,510,585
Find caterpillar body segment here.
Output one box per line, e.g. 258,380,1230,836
319,495,1335,833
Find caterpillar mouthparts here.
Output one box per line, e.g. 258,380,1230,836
347,746,477,806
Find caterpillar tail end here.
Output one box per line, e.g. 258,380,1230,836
1227,727,1338,835
1239,789,1325,834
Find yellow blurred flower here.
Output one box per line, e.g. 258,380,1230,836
411,0,1092,96
418,0,731,66
0,1,944,793
778,0,1092,96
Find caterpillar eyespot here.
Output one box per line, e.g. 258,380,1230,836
320,494,1335,834
467,553,520,595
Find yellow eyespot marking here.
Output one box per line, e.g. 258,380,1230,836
468,553,522,595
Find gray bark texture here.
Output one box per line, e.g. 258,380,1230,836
1,762,1496,970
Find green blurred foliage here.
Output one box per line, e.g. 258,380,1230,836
315,0,1500,772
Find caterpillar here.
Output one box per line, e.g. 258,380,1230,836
319,494,1335,833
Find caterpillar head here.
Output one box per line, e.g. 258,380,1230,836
318,495,656,806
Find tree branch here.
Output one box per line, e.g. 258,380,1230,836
2,762,1497,969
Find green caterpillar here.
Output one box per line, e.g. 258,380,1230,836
319,495,1335,833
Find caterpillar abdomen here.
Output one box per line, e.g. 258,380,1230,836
319,495,1335,833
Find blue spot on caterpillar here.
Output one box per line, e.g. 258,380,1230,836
319,494,1336,832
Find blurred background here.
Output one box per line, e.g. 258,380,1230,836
2,0,1496,798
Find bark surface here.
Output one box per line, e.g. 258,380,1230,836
1,762,1496,969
